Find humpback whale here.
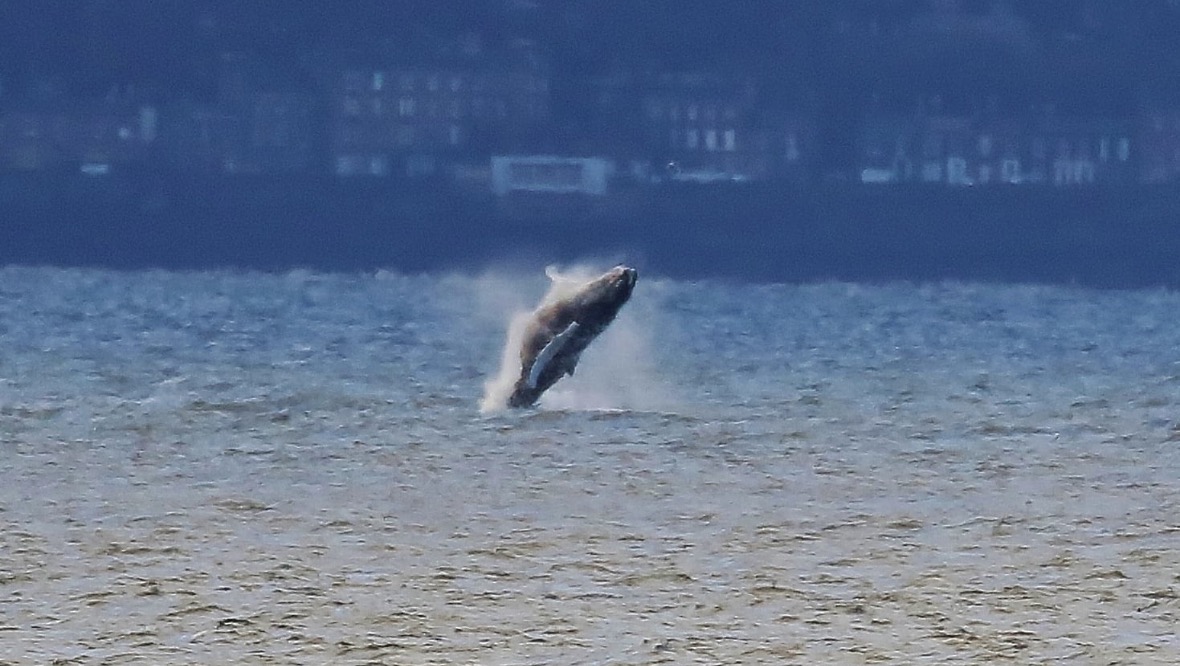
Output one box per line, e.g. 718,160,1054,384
506,265,638,408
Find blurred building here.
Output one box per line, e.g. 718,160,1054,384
166,53,320,174
1137,111,1180,184
490,155,612,196
588,70,817,184
328,61,549,177
858,107,1135,186
0,97,156,173
646,72,814,183
1035,115,1135,186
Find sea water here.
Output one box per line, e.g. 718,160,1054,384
2,266,1178,664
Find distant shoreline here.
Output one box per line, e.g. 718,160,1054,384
3,170,1179,288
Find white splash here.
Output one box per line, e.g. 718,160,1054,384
479,308,534,413
479,263,678,414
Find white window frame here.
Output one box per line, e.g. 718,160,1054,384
1001,158,1020,183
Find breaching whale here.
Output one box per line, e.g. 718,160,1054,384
506,265,638,408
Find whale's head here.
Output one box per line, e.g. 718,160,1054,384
576,265,637,313
603,264,638,298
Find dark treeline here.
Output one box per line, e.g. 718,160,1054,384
3,1,1180,110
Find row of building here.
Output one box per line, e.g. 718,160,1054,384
3,58,1180,192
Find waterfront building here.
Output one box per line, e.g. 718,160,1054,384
328,57,549,177
1137,111,1180,184
0,98,156,173
858,109,1135,187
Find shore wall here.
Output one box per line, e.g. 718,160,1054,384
3,170,1179,288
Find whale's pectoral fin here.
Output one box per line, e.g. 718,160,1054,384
526,321,580,389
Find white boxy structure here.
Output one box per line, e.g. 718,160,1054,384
490,156,613,196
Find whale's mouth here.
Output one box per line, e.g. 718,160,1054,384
607,266,638,295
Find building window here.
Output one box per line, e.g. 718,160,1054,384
705,129,718,151
372,71,385,91
398,97,416,117
687,104,698,121
724,129,737,152
686,129,699,150
1054,159,1072,185
947,156,970,185
1118,138,1131,161
1001,158,1021,183
786,132,799,161
399,74,415,90
978,134,992,157
335,155,363,175
1099,137,1110,162
342,98,361,116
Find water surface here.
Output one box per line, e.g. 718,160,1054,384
2,267,1178,664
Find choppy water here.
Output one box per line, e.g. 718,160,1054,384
2,266,1179,664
